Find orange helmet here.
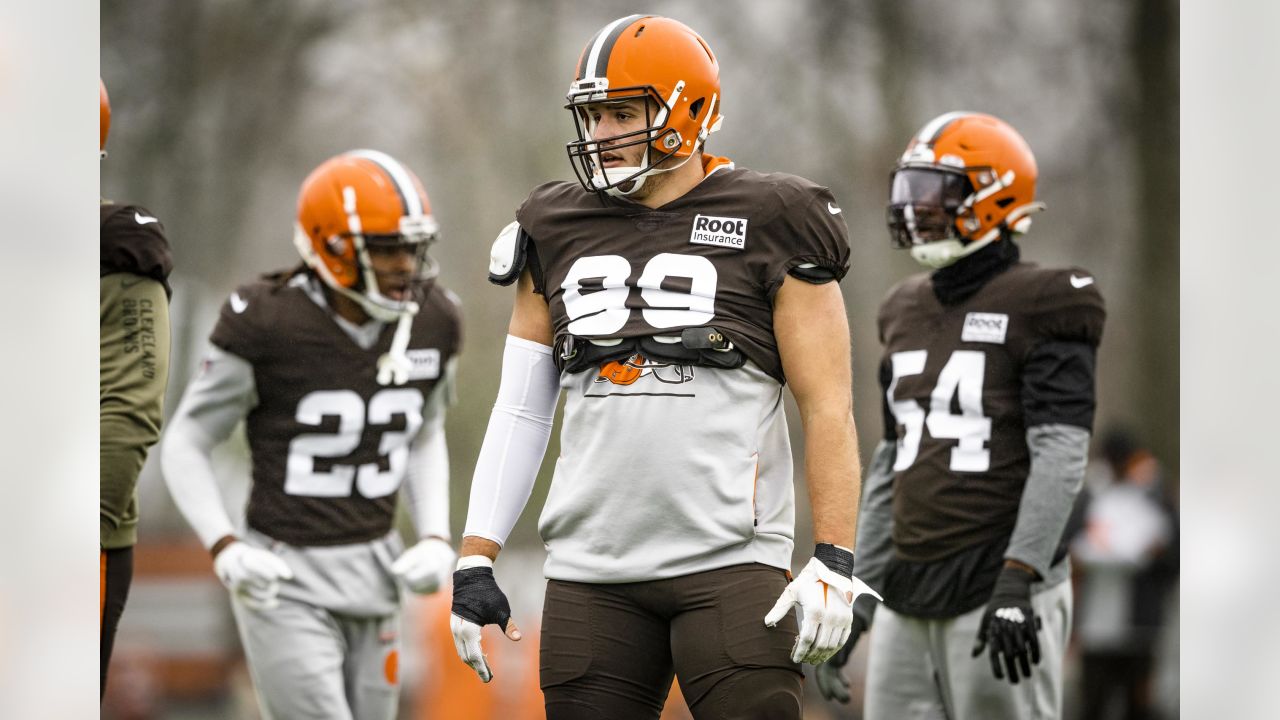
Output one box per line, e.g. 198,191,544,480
887,112,1044,268
292,149,440,322
565,15,723,196
596,356,646,386
100,78,111,156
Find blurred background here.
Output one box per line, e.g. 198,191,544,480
101,1,1178,718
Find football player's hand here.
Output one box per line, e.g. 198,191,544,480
971,564,1042,685
764,544,882,665
450,556,521,683
213,540,294,610
391,537,456,594
814,611,869,703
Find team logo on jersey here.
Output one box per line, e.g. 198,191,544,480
689,214,748,250
405,348,441,380
961,312,1009,344
587,354,695,397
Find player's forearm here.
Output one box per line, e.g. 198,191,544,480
1005,423,1090,577
160,421,238,549
460,334,559,550
850,440,896,621
404,416,452,540
99,412,159,524
802,405,861,548
460,536,503,561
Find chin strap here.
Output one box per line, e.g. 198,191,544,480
377,308,417,386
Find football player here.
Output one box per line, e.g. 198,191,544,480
160,150,461,720
449,15,878,719
815,112,1106,720
99,77,174,698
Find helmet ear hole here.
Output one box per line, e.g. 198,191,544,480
995,197,1015,208
689,97,705,119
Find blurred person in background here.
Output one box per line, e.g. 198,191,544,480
100,76,174,700
160,150,461,720
448,14,878,719
817,112,1105,720
1071,428,1178,720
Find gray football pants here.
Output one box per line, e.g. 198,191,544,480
232,596,400,720
864,578,1072,720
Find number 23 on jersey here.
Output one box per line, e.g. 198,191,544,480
284,388,424,499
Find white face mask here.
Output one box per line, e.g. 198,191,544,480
909,230,1000,269
591,165,650,197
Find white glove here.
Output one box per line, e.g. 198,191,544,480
764,556,882,664
213,540,294,610
391,537,457,594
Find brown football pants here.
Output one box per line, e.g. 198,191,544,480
540,563,804,720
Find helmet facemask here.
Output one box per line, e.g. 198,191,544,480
565,80,715,197
294,209,440,324
887,165,1032,269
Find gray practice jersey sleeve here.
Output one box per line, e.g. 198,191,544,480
852,440,896,625
160,346,259,548
400,357,456,541
1004,423,1090,580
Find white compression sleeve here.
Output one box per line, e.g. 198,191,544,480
401,358,456,541
461,335,560,547
160,347,258,549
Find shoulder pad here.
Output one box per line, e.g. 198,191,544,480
1029,266,1106,346
488,220,531,286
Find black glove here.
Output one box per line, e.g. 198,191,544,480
814,610,869,703
451,565,519,683
451,566,513,630
971,565,1042,685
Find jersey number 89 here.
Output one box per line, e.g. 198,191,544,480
561,253,718,335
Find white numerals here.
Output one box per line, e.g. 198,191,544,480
562,255,631,335
561,253,718,334
637,253,717,328
285,388,424,498
887,350,992,473
888,351,928,471
285,391,363,497
926,351,991,471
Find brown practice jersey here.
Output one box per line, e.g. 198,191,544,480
209,273,462,546
513,157,850,383
877,261,1104,564
100,202,173,296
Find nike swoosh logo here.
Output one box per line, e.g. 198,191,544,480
134,212,159,225
1069,274,1094,288
229,292,248,314
827,203,842,215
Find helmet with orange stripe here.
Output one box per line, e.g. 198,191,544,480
565,15,724,197
292,150,440,322
887,112,1045,268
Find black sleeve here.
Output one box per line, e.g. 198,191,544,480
1021,340,1097,429
769,184,852,295
100,204,175,297
208,286,263,364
